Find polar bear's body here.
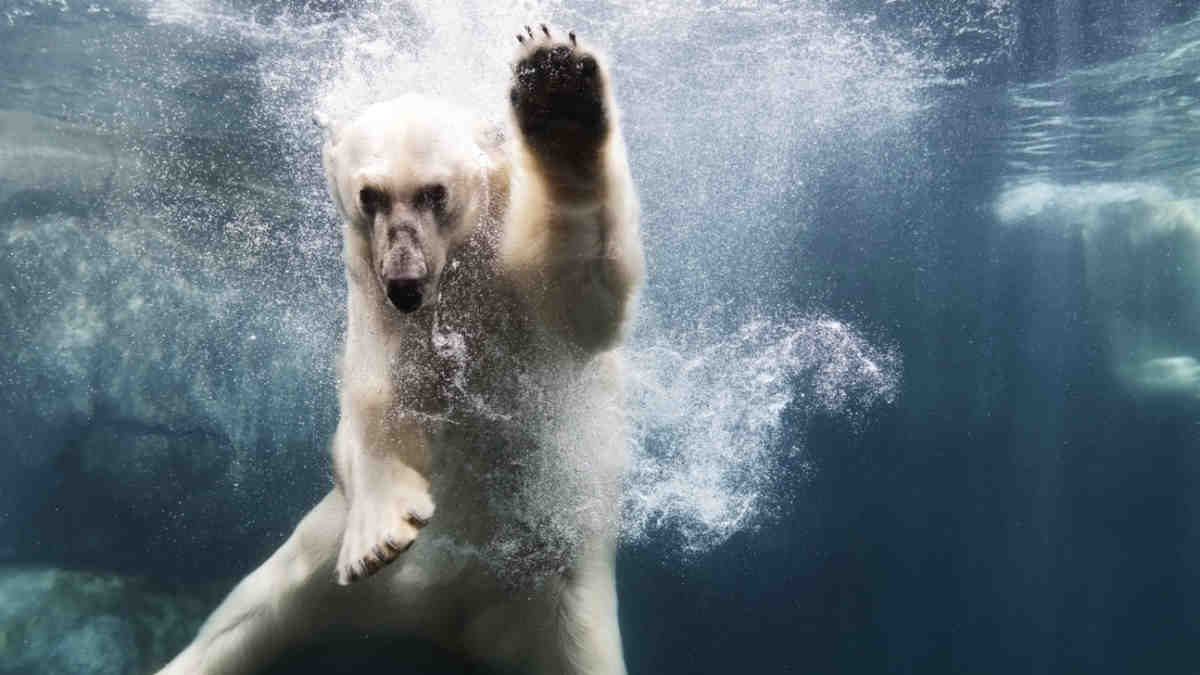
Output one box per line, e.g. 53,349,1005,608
157,27,641,675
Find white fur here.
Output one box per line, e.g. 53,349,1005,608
157,30,641,675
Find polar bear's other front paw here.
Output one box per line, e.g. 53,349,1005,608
510,25,608,161
336,481,435,585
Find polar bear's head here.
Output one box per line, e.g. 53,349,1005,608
319,95,496,313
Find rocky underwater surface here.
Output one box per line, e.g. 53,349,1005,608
0,6,342,670
0,567,213,675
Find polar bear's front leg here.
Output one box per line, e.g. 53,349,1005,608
502,25,644,354
332,387,436,585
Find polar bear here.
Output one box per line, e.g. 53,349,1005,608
156,25,642,674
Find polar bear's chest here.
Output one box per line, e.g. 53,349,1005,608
412,344,625,586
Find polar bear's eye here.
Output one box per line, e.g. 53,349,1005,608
359,186,389,217
414,184,448,213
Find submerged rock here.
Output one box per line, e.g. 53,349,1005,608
0,209,338,577
0,102,340,576
0,566,211,675
0,4,346,578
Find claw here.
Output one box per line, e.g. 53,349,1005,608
541,23,550,38
525,25,534,39
517,34,525,43
578,55,598,77
569,31,576,46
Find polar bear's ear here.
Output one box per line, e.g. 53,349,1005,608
473,120,507,173
313,110,340,145
470,120,510,228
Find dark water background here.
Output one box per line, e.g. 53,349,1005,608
2,0,1200,673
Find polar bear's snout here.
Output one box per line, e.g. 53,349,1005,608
372,212,438,313
380,238,430,313
386,277,425,313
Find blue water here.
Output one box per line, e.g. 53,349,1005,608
2,1,1199,673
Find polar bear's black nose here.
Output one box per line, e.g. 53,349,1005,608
386,279,423,313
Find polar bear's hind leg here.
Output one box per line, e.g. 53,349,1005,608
154,491,347,675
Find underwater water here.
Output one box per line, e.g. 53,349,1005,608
2,0,1199,673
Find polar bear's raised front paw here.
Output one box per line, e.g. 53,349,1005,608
510,24,608,159
336,482,435,585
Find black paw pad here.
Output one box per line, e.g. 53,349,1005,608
510,29,608,154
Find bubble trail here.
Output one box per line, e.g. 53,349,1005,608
622,311,900,553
